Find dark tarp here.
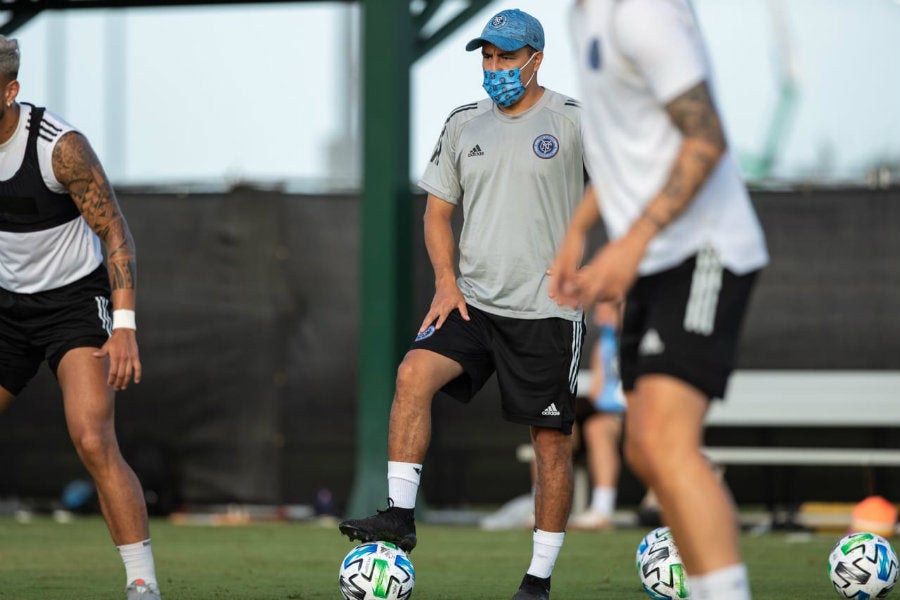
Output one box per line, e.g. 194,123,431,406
0,186,897,510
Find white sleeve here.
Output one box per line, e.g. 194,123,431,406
614,0,708,103
36,110,78,194
417,114,462,205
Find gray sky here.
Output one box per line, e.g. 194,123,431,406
10,0,900,188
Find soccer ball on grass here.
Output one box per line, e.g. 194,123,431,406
828,531,898,599
636,526,674,571
637,532,690,599
339,541,415,600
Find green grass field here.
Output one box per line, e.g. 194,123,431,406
0,515,847,599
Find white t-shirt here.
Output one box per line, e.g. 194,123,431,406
571,0,768,275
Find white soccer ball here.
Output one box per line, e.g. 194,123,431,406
828,531,898,599
638,536,690,599
339,541,415,600
636,526,674,571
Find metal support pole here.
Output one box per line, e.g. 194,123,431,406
347,0,413,518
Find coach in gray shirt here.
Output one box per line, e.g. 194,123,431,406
339,10,585,600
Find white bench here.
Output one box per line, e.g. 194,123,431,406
704,370,900,467
575,369,900,467
522,370,900,518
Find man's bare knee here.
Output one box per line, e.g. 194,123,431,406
394,350,463,404
72,430,118,471
394,358,421,393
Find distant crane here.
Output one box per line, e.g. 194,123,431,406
739,0,800,181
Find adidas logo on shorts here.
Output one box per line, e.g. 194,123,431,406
467,144,484,157
639,328,665,356
541,403,560,416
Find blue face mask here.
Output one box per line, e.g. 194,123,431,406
482,52,538,108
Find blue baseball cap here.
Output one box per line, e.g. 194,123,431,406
465,9,545,52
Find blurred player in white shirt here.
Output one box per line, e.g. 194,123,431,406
552,2,768,599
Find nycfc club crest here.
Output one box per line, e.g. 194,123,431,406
415,325,436,342
533,134,559,159
490,14,507,29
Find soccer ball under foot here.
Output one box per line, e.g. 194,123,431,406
339,541,415,600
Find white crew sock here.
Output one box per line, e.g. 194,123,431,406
590,486,616,517
526,529,565,579
688,563,751,600
387,461,422,509
117,539,158,587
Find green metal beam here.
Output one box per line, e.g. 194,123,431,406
348,0,414,518
412,0,446,32
0,10,40,36
2,0,350,7
0,0,354,36
413,0,492,61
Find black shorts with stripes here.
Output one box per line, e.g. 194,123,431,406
0,265,111,395
619,248,760,400
412,304,585,434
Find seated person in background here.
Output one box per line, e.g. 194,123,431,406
569,301,625,530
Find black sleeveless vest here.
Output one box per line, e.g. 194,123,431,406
0,104,80,234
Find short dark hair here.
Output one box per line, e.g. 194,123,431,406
0,35,20,81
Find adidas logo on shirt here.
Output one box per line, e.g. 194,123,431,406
467,144,484,157
541,403,560,416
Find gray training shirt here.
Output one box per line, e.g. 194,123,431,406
419,89,585,322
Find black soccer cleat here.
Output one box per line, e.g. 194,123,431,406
511,574,551,600
338,506,417,552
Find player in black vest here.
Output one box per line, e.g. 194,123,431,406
0,35,162,600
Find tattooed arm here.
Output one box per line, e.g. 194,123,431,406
555,82,727,308
639,81,726,230
53,131,141,389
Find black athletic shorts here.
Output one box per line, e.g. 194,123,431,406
619,247,760,400
411,304,585,434
0,265,112,395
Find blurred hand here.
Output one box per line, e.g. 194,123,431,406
548,230,588,309
569,235,645,306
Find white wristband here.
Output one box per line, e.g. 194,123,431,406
112,309,136,330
